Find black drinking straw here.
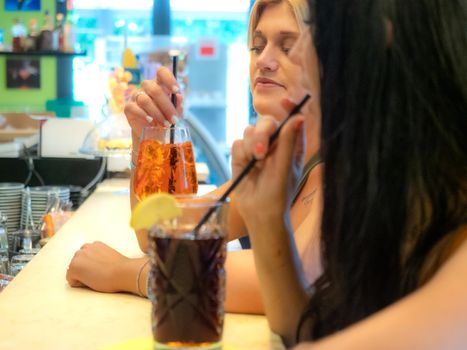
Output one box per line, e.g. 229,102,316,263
193,94,311,234
170,55,177,143
167,55,178,193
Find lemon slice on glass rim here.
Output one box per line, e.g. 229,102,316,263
130,193,181,231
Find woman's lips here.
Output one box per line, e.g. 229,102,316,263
254,77,284,90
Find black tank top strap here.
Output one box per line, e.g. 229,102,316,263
292,152,322,204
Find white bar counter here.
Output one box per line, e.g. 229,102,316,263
0,179,272,350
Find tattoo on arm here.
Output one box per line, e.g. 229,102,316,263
301,188,317,206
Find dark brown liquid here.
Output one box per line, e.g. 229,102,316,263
148,234,226,346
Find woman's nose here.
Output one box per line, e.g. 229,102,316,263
256,46,279,72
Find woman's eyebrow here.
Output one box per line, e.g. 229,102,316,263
253,30,299,39
278,31,300,38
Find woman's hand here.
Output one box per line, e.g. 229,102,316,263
231,104,306,229
124,66,184,143
66,241,132,293
126,67,185,214
231,103,310,344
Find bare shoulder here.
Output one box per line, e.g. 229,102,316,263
291,165,324,284
296,163,323,207
290,163,323,230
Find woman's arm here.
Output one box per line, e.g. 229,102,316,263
66,240,267,314
294,236,467,350
224,249,264,313
66,241,150,296
231,113,311,345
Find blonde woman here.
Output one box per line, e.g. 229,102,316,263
67,0,323,314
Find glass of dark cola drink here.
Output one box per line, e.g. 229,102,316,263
147,195,229,350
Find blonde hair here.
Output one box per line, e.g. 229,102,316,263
248,0,310,46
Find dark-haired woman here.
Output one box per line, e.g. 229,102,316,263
232,0,467,348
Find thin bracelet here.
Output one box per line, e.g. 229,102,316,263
129,147,138,170
136,259,150,297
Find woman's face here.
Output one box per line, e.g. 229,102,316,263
249,2,305,118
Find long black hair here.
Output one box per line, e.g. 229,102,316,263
299,0,467,340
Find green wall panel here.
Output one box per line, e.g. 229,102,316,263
0,0,57,111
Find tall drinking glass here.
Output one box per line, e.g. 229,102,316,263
134,125,198,200
147,196,229,350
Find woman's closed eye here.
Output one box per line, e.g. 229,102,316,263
250,44,292,55
281,37,297,55
250,46,265,55
281,46,292,55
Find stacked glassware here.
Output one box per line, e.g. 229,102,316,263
20,186,70,229
0,183,24,234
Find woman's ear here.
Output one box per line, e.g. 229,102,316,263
384,18,393,47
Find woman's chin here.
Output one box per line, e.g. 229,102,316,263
254,96,287,118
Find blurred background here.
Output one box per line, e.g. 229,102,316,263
0,0,262,276
0,0,259,187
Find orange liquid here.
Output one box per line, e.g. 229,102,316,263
134,140,198,199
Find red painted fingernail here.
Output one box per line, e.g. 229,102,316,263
255,142,265,158
295,118,304,131
281,98,296,112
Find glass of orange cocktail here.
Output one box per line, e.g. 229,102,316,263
134,125,198,200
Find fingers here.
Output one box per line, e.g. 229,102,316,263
156,66,180,95
66,242,103,288
232,114,305,175
231,139,250,179
175,94,184,117
125,96,166,142
67,276,85,288
155,67,183,120
280,97,297,114
141,80,178,124
251,116,280,159
66,251,83,287
231,117,280,178
233,116,280,168
124,66,182,139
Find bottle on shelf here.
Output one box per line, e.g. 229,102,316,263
63,10,76,52
53,13,65,51
42,10,53,31
38,10,53,50
23,18,39,52
11,18,27,52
